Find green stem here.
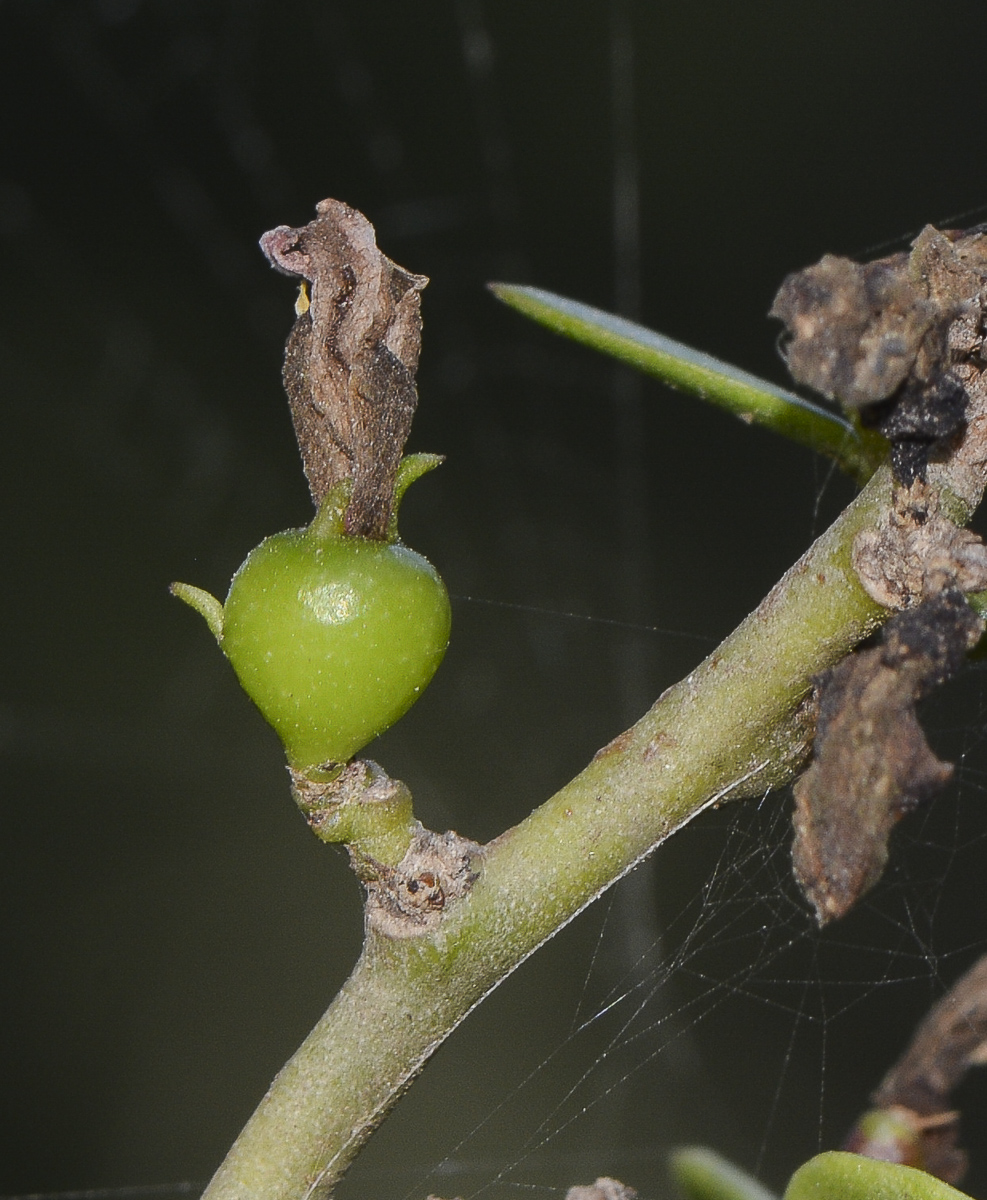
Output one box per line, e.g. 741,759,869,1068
488,284,886,483
202,468,899,1200
292,763,420,867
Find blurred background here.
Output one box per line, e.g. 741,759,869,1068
5,2,987,1197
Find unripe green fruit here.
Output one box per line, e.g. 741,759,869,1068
219,525,449,768
181,453,451,763
221,520,450,770
170,457,450,771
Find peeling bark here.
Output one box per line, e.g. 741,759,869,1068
792,589,983,924
771,224,987,485
361,827,482,939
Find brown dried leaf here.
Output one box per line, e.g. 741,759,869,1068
792,589,982,924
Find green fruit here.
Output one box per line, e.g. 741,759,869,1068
218,472,450,771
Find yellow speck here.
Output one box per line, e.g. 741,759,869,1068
295,281,311,317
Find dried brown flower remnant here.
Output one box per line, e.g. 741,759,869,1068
844,952,987,1184
771,224,987,485
260,198,428,539
792,588,983,925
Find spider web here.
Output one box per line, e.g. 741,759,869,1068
359,653,987,1200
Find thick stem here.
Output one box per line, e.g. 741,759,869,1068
203,468,900,1200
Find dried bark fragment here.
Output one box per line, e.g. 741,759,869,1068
770,252,940,409
566,1179,637,1200
844,952,987,1184
792,588,983,925
362,826,482,939
260,198,428,538
771,224,987,484
852,479,987,611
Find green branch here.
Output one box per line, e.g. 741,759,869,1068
488,284,886,483
202,467,905,1200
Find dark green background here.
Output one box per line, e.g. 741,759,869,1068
5,2,987,1197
